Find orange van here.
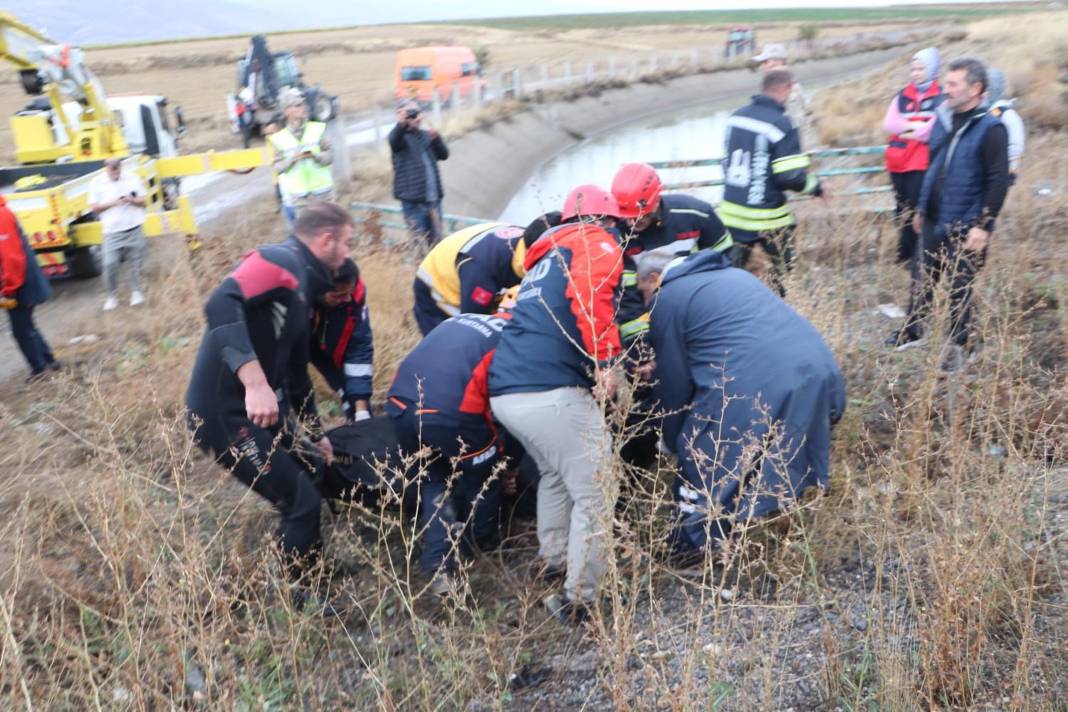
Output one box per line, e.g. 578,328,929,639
394,46,482,105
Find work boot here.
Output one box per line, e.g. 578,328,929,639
543,592,591,626
130,290,145,307
103,295,119,312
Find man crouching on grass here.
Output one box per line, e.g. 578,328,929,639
185,202,352,610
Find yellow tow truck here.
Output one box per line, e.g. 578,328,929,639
0,12,270,278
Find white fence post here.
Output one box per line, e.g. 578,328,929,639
474,77,483,108
328,117,350,186
540,63,549,88
585,59,594,83
511,67,522,98
608,55,616,78
649,51,657,72
563,60,572,86
432,88,442,125
452,81,461,109
372,105,383,143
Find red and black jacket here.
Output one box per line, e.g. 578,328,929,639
488,222,623,396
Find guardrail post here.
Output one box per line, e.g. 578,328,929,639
431,88,442,125
585,59,594,83
563,60,572,86
372,105,383,143
649,51,657,72
328,118,351,187
511,67,522,97
608,55,616,78
474,77,482,107
540,63,549,88
690,48,699,66
452,81,461,109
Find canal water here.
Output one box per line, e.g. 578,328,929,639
499,105,730,224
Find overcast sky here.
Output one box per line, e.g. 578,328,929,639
11,0,1032,44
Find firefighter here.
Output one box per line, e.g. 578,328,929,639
411,213,561,336
488,185,625,623
387,302,522,597
721,69,823,296
309,258,374,423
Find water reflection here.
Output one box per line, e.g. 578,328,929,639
500,109,728,224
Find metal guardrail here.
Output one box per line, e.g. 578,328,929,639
350,200,486,235
651,145,892,195
351,145,896,233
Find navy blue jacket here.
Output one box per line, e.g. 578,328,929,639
457,226,526,313
186,236,332,427
918,103,1008,234
389,124,449,202
489,223,623,396
649,250,846,518
630,193,732,257
388,312,509,430
310,278,374,402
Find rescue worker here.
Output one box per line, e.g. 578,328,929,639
186,203,352,595
752,43,815,147
411,213,560,336
888,58,1010,370
0,196,59,382
488,185,624,623
270,88,334,229
387,304,521,596
611,162,733,343
310,258,374,423
985,68,1025,181
721,69,823,296
637,250,845,559
883,47,943,264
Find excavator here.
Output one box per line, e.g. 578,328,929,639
0,12,271,278
226,35,337,148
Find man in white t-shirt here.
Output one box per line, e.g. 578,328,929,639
88,158,148,311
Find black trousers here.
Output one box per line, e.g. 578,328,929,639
191,412,323,577
389,402,501,577
904,223,986,347
890,170,925,264
8,304,54,374
728,225,796,297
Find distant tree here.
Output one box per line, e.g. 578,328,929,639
474,45,491,71
798,24,820,47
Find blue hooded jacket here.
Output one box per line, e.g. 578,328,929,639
649,250,846,520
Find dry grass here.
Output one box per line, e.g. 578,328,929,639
1,13,1066,711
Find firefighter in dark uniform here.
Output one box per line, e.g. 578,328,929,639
387,303,523,596
720,69,823,296
309,258,374,422
185,203,353,589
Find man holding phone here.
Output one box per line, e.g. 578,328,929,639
89,157,148,311
270,88,335,229
389,100,449,247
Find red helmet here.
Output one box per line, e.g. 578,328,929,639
561,184,622,221
611,163,663,219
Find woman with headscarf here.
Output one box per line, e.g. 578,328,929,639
985,68,1026,181
883,47,943,265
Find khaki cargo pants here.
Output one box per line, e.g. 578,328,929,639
490,386,615,602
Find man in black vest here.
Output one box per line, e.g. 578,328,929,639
886,58,1010,371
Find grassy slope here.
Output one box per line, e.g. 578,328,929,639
0,9,1065,711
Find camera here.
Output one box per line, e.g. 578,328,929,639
405,108,420,119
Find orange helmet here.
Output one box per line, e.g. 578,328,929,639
561,184,622,221
611,163,663,218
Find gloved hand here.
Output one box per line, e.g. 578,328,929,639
0,297,17,310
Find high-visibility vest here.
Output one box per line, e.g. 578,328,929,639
416,222,504,314
269,122,334,197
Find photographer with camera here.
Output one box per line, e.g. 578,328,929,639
89,157,149,311
389,100,449,247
